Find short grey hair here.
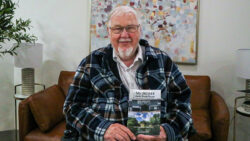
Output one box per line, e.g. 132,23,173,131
107,6,140,27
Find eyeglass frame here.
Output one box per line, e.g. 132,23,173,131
109,24,140,34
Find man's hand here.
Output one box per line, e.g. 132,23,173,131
136,126,167,141
104,123,136,141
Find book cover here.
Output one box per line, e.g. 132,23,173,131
127,89,161,135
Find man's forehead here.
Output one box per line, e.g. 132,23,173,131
110,12,138,25
111,12,137,19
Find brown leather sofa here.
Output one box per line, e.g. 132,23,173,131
19,71,230,141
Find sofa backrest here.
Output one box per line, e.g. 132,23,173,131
58,71,75,96
184,75,211,109
58,71,211,109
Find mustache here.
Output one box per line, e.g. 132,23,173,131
119,38,132,42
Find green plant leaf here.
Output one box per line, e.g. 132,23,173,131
0,0,37,57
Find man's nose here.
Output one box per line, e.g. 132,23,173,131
120,28,129,37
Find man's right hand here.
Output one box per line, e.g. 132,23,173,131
104,123,136,141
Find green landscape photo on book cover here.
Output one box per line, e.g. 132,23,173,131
127,100,161,135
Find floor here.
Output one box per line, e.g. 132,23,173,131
0,130,17,141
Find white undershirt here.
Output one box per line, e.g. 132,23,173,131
113,45,144,90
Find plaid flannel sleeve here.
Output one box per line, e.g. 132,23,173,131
63,59,113,141
162,63,193,141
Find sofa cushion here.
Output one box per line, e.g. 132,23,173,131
25,121,65,141
185,75,211,109
190,109,212,141
29,85,65,132
58,71,75,96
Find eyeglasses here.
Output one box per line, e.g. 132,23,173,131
109,25,140,34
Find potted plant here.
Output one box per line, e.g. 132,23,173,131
0,0,37,57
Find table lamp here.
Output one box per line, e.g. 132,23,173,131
236,48,250,112
14,43,43,96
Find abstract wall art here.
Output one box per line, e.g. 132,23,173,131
90,0,199,64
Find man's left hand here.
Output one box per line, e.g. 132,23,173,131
136,126,167,141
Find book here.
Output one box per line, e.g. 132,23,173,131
127,89,161,136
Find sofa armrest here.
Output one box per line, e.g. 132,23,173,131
19,97,37,141
19,85,65,141
210,91,230,141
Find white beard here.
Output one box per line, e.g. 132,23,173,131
117,47,134,60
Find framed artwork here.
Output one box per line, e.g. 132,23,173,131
90,0,199,65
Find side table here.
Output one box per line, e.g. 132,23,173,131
233,96,250,141
14,94,28,141
14,83,45,141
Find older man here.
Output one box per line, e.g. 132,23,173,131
63,6,194,141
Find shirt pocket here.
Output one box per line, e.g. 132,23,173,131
92,90,124,119
90,72,118,95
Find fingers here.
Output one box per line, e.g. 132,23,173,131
104,123,136,141
119,124,136,140
136,126,167,141
159,126,167,139
114,130,131,141
137,134,157,141
115,133,129,141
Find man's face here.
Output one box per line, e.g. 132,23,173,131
108,12,141,61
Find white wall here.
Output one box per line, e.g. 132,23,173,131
13,0,90,87
0,0,249,140
0,53,14,131
179,0,250,140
